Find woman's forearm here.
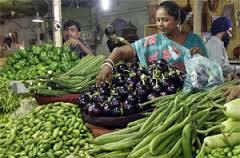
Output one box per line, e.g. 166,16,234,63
107,45,135,65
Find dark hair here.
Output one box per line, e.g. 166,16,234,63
104,25,115,36
158,1,186,24
3,37,12,47
63,20,81,31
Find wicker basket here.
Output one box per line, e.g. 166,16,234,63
35,94,81,105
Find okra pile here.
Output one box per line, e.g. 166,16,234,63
0,103,94,158
197,145,240,158
0,77,20,120
90,80,240,158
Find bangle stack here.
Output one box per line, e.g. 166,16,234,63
105,59,115,66
102,59,114,71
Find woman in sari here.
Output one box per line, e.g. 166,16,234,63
97,1,207,83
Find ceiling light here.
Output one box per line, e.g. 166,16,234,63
32,12,44,23
101,0,110,11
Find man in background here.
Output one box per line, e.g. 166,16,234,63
63,20,94,58
206,16,239,77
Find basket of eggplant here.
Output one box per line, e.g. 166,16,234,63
78,59,185,128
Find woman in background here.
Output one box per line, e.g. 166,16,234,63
96,1,208,84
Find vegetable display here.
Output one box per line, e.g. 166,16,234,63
0,44,79,80
79,59,185,117
197,144,240,158
89,80,240,158
196,98,240,158
0,103,94,158
28,55,105,96
0,77,20,120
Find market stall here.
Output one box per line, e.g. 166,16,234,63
1,0,240,158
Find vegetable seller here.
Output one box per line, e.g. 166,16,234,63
63,20,94,58
206,16,239,77
96,1,208,84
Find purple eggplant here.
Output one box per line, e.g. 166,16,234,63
99,82,109,89
111,107,122,116
116,86,129,99
91,95,107,104
113,74,126,86
136,70,145,77
153,86,162,95
156,59,168,72
159,79,170,89
98,86,110,96
126,93,138,104
87,102,102,116
166,84,177,94
110,95,121,108
79,94,90,106
160,91,167,96
116,63,128,73
169,73,180,85
89,85,98,94
148,78,158,88
147,92,158,101
123,100,139,115
102,101,112,116
130,62,140,72
136,84,150,101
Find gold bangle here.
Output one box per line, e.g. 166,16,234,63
102,62,113,71
105,59,114,66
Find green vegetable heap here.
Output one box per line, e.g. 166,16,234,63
1,44,79,80
0,103,94,158
197,144,240,158
90,80,240,158
0,77,20,120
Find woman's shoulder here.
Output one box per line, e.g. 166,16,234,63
186,32,202,39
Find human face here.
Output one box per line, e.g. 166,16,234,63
222,28,232,48
63,25,80,41
156,8,179,35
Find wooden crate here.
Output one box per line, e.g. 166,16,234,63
144,24,158,37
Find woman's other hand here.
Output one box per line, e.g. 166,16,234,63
223,85,240,102
190,47,203,56
226,73,239,81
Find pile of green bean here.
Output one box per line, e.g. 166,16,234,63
0,77,20,120
0,103,94,158
90,80,240,158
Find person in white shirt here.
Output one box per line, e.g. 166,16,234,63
206,16,239,77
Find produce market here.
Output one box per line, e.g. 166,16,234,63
1,0,240,158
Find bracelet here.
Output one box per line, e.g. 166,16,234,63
105,59,114,66
102,62,113,71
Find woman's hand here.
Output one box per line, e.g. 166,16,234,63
96,64,113,84
223,85,240,102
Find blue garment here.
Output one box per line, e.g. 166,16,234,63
183,32,208,57
131,32,208,70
